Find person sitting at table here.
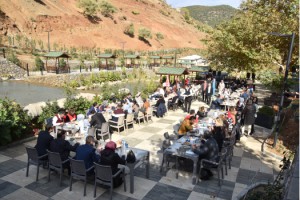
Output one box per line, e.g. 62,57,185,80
192,130,219,161
65,109,77,123
185,110,199,124
135,92,144,107
75,136,100,169
236,96,245,112
211,117,225,152
87,102,100,116
142,98,150,113
212,94,224,110
227,106,237,128
240,88,249,101
155,95,167,117
132,100,140,119
111,104,125,122
197,106,207,118
178,116,196,138
90,110,107,140
49,130,79,174
35,124,54,157
52,109,66,127
99,141,126,188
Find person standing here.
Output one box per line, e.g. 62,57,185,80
205,80,212,105
184,85,193,113
241,100,256,136
201,80,207,101
218,80,225,94
212,77,216,96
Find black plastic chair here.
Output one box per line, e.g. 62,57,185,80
198,148,227,186
47,150,69,186
25,146,48,181
69,158,94,196
93,163,126,199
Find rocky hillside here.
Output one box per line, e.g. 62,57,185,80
184,5,237,27
0,0,206,50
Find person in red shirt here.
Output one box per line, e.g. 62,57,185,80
66,109,77,122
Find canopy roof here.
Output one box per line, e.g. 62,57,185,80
124,55,140,59
179,55,202,60
189,66,210,72
162,55,174,59
97,53,117,58
156,67,189,75
149,56,161,59
44,51,70,58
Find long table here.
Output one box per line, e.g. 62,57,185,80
160,136,200,184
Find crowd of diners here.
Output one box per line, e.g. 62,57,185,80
34,71,260,187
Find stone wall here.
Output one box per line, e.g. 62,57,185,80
0,57,26,79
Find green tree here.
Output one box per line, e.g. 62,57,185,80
155,32,164,40
124,23,135,37
207,0,299,72
35,56,44,70
7,51,21,66
15,34,22,47
100,1,117,18
77,0,100,17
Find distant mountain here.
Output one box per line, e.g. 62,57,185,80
184,5,237,27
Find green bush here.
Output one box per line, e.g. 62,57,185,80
132,10,140,15
138,28,152,40
64,97,91,115
155,32,164,40
58,58,66,68
35,56,44,70
37,101,60,125
258,106,275,116
124,23,135,38
100,1,117,17
77,0,100,17
7,51,21,66
0,98,32,145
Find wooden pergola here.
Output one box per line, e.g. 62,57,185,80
97,53,117,70
161,55,174,65
124,55,141,68
156,66,189,83
188,66,210,76
149,55,161,69
44,51,70,74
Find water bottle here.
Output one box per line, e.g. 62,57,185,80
122,140,126,155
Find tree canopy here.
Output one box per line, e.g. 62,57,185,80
207,0,299,73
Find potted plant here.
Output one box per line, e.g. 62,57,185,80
255,105,275,129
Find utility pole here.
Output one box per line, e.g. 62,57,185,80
45,24,52,52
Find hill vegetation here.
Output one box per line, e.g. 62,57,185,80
184,5,237,27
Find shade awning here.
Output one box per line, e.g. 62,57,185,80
189,66,211,72
97,54,117,58
156,67,189,75
124,55,140,59
44,51,70,58
149,56,161,59
162,56,174,59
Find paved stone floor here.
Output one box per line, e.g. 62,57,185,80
0,97,282,200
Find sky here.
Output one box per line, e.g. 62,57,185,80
166,0,244,8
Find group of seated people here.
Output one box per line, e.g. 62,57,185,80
35,125,128,188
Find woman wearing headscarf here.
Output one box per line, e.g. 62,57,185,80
99,141,126,188
241,99,256,136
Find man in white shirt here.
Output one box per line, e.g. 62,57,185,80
52,109,66,126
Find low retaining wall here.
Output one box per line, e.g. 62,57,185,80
0,58,26,79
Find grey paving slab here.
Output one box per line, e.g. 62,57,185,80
134,164,166,182
125,138,144,147
231,156,242,168
143,182,191,200
156,119,177,124
96,191,138,200
25,176,69,197
0,159,27,178
236,168,274,185
194,178,235,200
0,181,21,198
0,144,26,158
139,126,161,133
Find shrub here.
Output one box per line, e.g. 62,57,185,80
124,23,135,37
0,98,32,145
64,97,91,115
138,28,152,40
58,58,66,68
258,106,275,116
100,1,117,18
7,51,21,66
155,32,164,40
35,56,44,70
132,10,140,15
77,0,100,17
37,101,60,125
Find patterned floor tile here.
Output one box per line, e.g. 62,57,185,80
0,180,22,198
2,187,48,200
0,159,27,178
156,119,177,124
25,175,70,197
0,154,11,163
138,126,161,133
0,144,27,158
96,191,138,200
236,168,274,185
143,182,191,200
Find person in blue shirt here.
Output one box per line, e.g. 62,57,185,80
75,136,100,169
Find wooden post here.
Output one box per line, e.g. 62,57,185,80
106,58,108,70
90,65,92,72
45,58,48,73
2,49,5,58
56,58,59,74
26,63,29,76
